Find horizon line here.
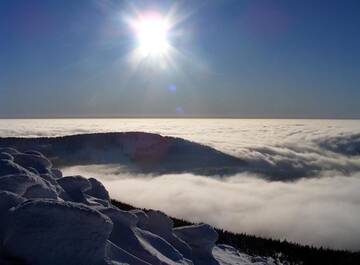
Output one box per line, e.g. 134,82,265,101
0,115,359,120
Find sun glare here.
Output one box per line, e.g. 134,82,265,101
125,8,184,68
134,15,170,56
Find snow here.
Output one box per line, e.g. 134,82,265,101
174,224,219,265
0,153,13,161
135,210,192,260
57,175,92,203
0,159,30,176
0,148,278,265
0,191,25,219
2,200,113,265
86,177,110,201
12,152,52,174
213,245,280,265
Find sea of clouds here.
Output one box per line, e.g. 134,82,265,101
62,166,360,251
1,119,360,250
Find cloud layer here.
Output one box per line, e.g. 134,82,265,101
2,119,360,250
2,129,360,181
62,166,360,251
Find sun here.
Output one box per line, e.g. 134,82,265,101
133,15,170,56
124,9,182,67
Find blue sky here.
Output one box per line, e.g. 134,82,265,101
1,0,360,118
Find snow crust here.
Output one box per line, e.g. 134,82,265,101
213,245,279,265
0,148,276,265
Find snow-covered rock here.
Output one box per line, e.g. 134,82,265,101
134,228,192,265
174,224,219,265
51,168,63,179
0,191,25,214
0,147,19,155
2,199,113,265
213,245,279,265
0,159,30,176
0,173,58,199
12,152,52,174
57,175,91,203
86,177,110,201
0,147,275,265
135,210,192,260
101,207,169,264
0,152,13,161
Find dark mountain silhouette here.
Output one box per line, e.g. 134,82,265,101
0,132,246,176
2,132,359,181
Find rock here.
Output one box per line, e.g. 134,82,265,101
0,152,13,161
0,159,30,176
174,224,219,265
101,207,163,264
2,200,113,265
24,150,45,157
51,168,63,179
0,191,25,213
0,173,58,199
57,175,91,203
86,177,110,201
23,183,58,199
0,147,224,265
135,210,192,260
13,153,52,175
134,228,192,265
0,148,19,155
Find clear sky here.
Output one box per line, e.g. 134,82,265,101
1,0,359,118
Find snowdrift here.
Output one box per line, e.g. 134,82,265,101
0,147,277,265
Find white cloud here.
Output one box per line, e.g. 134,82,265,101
63,166,360,251
3,118,360,250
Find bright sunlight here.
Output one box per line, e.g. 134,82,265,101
133,14,170,56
